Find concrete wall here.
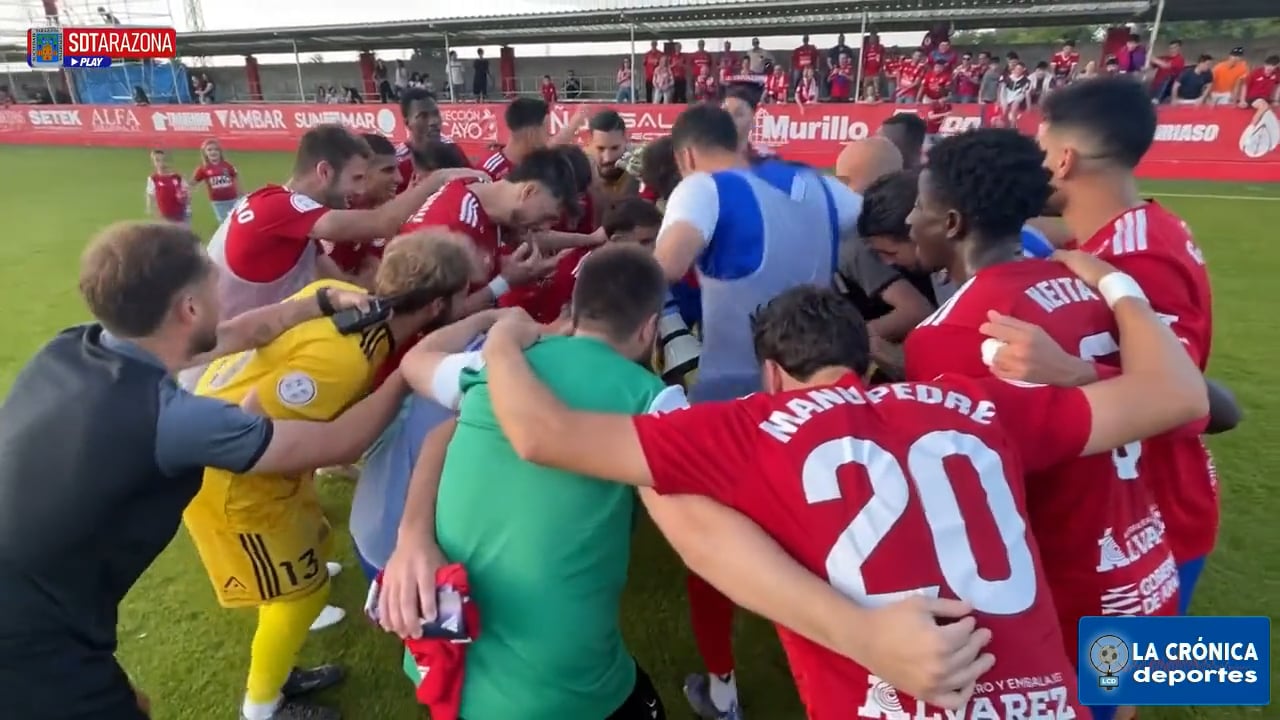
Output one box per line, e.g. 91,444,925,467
4,36,1274,104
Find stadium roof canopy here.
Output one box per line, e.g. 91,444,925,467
164,0,1277,56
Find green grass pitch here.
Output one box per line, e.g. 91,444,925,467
0,144,1274,719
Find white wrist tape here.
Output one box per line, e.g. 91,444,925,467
1097,272,1148,309
980,338,1006,368
487,275,510,300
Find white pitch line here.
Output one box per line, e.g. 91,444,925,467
1148,192,1280,201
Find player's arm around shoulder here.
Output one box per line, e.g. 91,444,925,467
982,250,1207,460
247,334,372,422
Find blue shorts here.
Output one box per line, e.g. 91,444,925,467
1177,555,1207,614
354,541,380,584
211,197,241,223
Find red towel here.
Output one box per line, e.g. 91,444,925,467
367,565,479,720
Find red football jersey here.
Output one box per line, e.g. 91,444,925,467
192,160,239,202
921,69,952,100
791,44,820,70
499,246,590,324
1244,66,1280,102
1080,203,1216,562
896,64,923,97
147,172,189,222
923,100,951,133
540,81,558,104
1051,51,1080,77
218,185,328,282
862,43,884,74
954,63,981,96
479,150,514,182
633,372,1090,720
690,50,713,76
643,49,663,81
403,179,502,283
904,260,1180,656
669,51,687,79
884,56,903,78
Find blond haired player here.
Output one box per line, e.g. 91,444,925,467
184,231,477,720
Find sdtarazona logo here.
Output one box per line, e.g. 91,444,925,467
1239,109,1279,158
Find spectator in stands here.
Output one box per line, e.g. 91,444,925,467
920,22,948,53
694,64,718,103
893,51,925,103
828,53,854,102
1117,33,1146,75
97,6,120,25
0,86,13,107
884,49,903,99
653,57,674,104
644,40,663,103
792,34,820,89
720,41,739,81
374,59,392,103
195,74,214,104
929,39,957,70
1210,48,1249,105
765,64,788,104
473,48,490,101
1104,56,1121,75
1028,61,1052,105
616,58,634,102
953,52,980,103
1172,54,1214,105
421,73,435,94
978,56,1003,113
861,33,885,102
564,69,582,100
394,59,408,98
1079,60,1099,79
132,85,150,106
541,74,558,104
797,66,819,108
670,42,689,103
447,50,464,102
1240,54,1280,110
690,41,713,84
746,37,771,75
344,86,363,104
1149,39,1185,102
1050,41,1079,88
827,32,853,96
314,84,327,103
999,61,1032,126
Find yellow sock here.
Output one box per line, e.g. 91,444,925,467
245,581,331,705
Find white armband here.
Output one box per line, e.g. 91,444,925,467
1097,272,1148,309
486,275,510,299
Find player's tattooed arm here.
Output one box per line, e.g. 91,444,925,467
180,288,370,369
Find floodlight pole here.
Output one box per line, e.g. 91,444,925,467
628,20,637,103
853,9,868,103
1147,0,1167,66
291,39,305,102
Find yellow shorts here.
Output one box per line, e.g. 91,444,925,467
183,472,332,609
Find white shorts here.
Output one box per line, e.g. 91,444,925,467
1210,92,1234,106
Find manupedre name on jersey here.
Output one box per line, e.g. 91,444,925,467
759,382,995,442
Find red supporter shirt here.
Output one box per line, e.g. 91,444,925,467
904,260,1180,656
765,72,789,102
1152,53,1186,90
1080,202,1216,562
694,73,719,100
540,81,558,104
921,68,952,100
669,51,687,80
884,55,903,78
690,50,713,77
923,99,951,133
479,150,514,182
862,43,884,75
1244,66,1280,102
791,44,820,71
954,63,981,97
220,185,329,282
402,179,502,283
192,160,239,202
147,172,189,222
1051,51,1080,77
633,373,1090,720
643,49,663,82
896,63,923,98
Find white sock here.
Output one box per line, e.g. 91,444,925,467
709,671,738,712
241,693,282,720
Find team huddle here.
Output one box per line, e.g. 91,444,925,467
7,77,1236,720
